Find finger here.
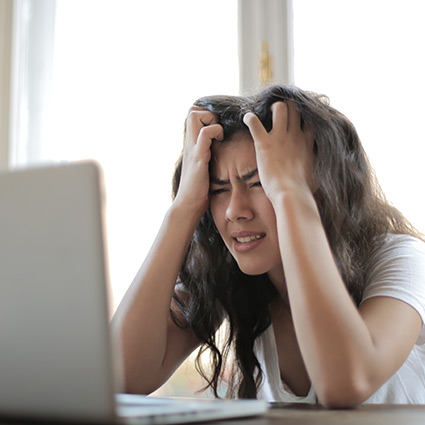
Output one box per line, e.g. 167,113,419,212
188,110,218,127
188,105,217,122
185,110,218,145
243,112,268,142
286,101,302,133
188,106,206,112
197,123,224,150
198,123,224,142
270,101,289,134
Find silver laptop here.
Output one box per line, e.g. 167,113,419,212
0,162,267,424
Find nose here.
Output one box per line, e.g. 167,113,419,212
225,189,254,222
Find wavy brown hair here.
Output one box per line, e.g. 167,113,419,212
170,85,422,399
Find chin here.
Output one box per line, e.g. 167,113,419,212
236,261,269,277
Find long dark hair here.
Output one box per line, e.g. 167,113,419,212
171,85,422,399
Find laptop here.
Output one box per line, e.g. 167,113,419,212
0,161,268,424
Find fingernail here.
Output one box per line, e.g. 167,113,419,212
243,112,254,124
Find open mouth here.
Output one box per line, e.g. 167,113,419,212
232,233,266,253
235,234,265,243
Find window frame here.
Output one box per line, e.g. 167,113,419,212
238,0,294,94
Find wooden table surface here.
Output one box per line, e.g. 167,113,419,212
1,404,425,425
209,404,425,425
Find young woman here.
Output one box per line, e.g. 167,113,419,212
112,85,425,407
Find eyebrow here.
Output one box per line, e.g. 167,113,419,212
210,168,258,185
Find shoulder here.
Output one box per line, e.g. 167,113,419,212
371,233,425,257
362,233,425,343
365,233,425,282
381,233,425,253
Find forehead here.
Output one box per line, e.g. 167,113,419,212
210,136,256,177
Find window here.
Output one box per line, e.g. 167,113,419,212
6,0,238,397
4,0,425,398
293,0,425,234
32,0,239,309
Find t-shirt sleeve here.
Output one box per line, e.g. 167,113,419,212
360,234,425,345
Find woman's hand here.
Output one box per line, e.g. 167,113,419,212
243,101,315,205
174,106,224,216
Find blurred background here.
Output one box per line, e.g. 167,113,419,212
1,0,424,397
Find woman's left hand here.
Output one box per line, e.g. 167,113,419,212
243,101,315,205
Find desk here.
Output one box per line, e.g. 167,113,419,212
209,404,425,425
1,405,424,425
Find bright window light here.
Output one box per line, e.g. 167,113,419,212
293,0,425,234
46,0,239,309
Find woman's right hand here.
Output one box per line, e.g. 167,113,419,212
174,106,224,217
113,105,223,394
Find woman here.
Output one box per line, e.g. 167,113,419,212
112,85,425,407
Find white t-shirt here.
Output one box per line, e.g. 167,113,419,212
255,234,425,404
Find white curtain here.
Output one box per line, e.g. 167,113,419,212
7,0,56,167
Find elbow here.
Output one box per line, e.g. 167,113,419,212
120,355,174,396
315,373,372,409
123,381,156,396
122,369,165,396
317,391,363,410
123,383,149,396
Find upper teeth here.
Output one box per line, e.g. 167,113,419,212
236,235,262,243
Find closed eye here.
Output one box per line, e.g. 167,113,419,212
210,187,228,196
250,181,262,189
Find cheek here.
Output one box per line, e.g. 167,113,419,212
210,200,228,238
210,202,223,229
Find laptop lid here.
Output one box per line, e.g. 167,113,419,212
0,161,268,424
0,161,118,422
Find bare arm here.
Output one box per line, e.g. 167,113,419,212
273,190,421,407
112,205,201,394
112,108,223,394
243,102,422,407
